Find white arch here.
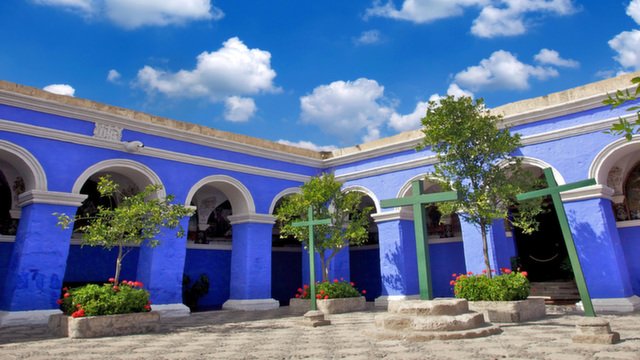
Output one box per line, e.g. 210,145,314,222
342,185,382,213
72,159,166,198
0,140,47,191
589,137,640,185
184,175,255,215
397,173,448,198
268,187,301,214
516,157,566,185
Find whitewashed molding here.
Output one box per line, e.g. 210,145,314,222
497,156,566,185
335,156,437,182
560,184,614,202
228,213,276,225
589,136,640,185
18,190,87,207
397,173,448,198
268,187,302,215
184,174,255,215
371,210,413,223
93,123,122,142
72,159,166,198
342,185,382,213
0,140,47,191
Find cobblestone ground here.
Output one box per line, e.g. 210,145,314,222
0,306,639,359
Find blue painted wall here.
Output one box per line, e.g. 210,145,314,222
271,250,301,305
618,226,640,295
349,247,381,301
430,242,467,297
0,242,13,289
183,248,231,310
64,245,139,284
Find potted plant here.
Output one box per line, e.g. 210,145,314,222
451,269,545,322
289,279,367,314
49,175,193,338
183,274,210,311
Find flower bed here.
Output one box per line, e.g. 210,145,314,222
49,311,160,338
290,279,367,314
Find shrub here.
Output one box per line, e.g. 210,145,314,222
294,279,366,300
57,279,151,317
452,269,529,301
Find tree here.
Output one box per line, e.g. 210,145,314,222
55,175,194,284
275,173,372,282
419,96,543,277
604,76,640,141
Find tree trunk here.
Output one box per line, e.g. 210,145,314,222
480,220,493,278
319,251,328,282
114,245,123,284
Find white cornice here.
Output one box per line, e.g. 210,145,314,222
371,210,414,223
18,190,87,207
335,155,437,182
0,119,310,182
560,184,614,202
228,213,276,225
0,89,324,167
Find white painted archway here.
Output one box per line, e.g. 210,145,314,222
268,187,301,215
184,175,255,216
0,140,47,192
73,159,165,198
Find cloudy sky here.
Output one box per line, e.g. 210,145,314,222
1,1,639,150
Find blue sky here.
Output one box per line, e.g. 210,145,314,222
1,1,639,150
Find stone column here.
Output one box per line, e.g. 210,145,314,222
136,213,192,318
0,190,86,326
222,214,279,310
372,210,419,307
561,185,639,312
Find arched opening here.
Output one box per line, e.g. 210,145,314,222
348,193,381,301
510,166,578,303
270,194,302,306
64,169,151,288
0,163,22,236
182,176,253,310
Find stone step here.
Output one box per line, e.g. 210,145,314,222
370,323,502,341
387,299,468,316
376,312,485,332
530,281,580,304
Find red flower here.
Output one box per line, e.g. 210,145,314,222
144,305,151,311
316,295,322,299
127,281,134,286
482,269,487,274
62,287,68,291
451,273,457,278
303,284,309,289
56,299,63,305
121,280,128,284
449,280,456,286
350,282,355,286
134,281,143,288
503,268,512,274
297,287,303,293
320,290,325,294
361,290,367,294
333,279,338,283
324,295,329,300
71,309,85,318
295,294,300,298
108,278,115,283
112,285,119,292
76,304,82,309
302,292,307,297
63,293,70,298
521,271,528,277
467,271,473,275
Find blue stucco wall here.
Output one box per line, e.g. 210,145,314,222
618,226,640,295
430,242,467,297
0,242,13,289
64,245,139,284
271,250,302,305
349,247,381,301
183,248,231,310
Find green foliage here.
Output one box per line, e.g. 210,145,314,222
295,280,365,299
275,173,372,281
182,274,210,311
58,281,151,317
55,175,194,284
604,76,640,141
419,96,544,275
452,270,530,301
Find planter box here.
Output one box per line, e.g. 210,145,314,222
49,311,160,338
467,297,546,323
289,297,366,314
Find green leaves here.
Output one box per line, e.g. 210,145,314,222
604,76,640,141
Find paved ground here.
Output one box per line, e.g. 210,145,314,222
0,305,639,359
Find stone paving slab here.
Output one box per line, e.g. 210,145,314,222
0,306,638,359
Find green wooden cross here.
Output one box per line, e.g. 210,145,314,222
380,180,460,300
516,168,597,317
292,205,331,311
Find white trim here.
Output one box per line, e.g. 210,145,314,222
560,184,614,202
335,156,437,182
0,90,324,167
72,158,166,198
0,119,310,183
222,299,280,311
268,187,301,215
589,136,640,185
342,185,382,213
0,235,14,243
0,309,62,326
186,241,233,250
576,295,640,313
374,294,420,308
515,157,566,185
397,173,447,198
17,190,87,207
371,210,413,223
616,219,640,228
150,303,191,317
0,140,47,191
184,174,255,215
228,213,276,225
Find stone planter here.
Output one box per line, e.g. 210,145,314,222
48,311,160,338
289,297,367,314
467,297,546,323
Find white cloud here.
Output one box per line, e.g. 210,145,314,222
277,139,337,152
366,0,487,23
355,30,382,45
33,0,222,29
628,0,640,25
533,48,579,68
609,30,640,71
453,50,558,91
366,0,577,38
107,69,121,83
446,83,475,98
136,37,278,101
388,101,429,132
471,0,576,38
300,78,394,143
223,96,256,122
43,84,76,96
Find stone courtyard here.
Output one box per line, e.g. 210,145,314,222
0,305,639,359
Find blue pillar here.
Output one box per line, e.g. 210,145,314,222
0,191,85,325
137,216,189,314
491,219,516,271
373,212,419,304
460,215,499,274
223,215,279,310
